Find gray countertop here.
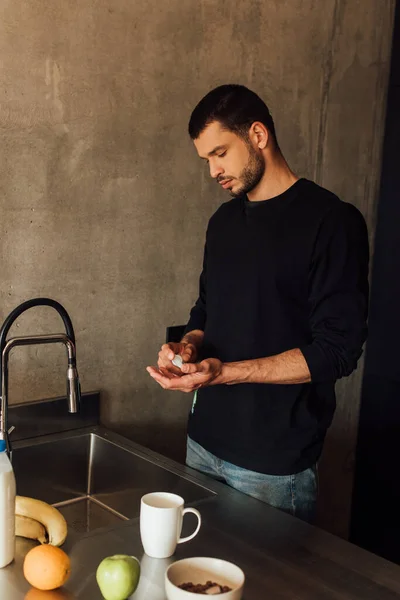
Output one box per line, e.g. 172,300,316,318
1,425,399,599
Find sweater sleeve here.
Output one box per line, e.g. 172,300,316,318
184,239,208,334
300,202,369,383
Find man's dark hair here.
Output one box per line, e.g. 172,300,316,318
188,84,278,145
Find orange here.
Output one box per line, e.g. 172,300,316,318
23,545,71,591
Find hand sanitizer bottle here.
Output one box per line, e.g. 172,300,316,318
0,440,16,568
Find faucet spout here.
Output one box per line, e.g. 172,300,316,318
0,299,82,458
67,365,80,413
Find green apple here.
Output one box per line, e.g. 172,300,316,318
96,554,141,600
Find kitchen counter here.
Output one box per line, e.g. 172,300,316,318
0,425,399,599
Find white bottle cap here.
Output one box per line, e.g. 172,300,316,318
172,354,183,369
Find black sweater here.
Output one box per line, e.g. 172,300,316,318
185,179,369,475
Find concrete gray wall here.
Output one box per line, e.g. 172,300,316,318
0,0,395,537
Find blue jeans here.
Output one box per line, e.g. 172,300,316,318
186,436,318,523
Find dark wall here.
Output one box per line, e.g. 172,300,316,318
350,1,400,563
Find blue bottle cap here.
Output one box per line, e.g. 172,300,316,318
0,440,6,452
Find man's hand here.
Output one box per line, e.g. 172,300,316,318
152,341,198,379
146,358,222,392
148,329,204,380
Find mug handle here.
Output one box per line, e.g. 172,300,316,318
177,508,201,544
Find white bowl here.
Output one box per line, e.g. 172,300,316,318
165,557,245,600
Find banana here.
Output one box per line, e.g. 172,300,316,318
15,514,48,544
15,495,68,547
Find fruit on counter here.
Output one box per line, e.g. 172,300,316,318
16,495,68,546
16,515,48,544
96,554,141,600
23,544,71,591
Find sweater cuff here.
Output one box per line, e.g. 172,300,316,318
300,343,335,383
184,314,206,336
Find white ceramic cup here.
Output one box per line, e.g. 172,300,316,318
140,492,201,559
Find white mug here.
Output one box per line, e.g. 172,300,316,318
140,492,201,558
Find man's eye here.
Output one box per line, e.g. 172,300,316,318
218,152,226,158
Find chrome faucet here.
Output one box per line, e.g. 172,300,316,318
0,298,81,458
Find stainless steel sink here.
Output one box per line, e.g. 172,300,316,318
12,429,216,535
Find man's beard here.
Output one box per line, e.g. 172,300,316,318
230,146,265,198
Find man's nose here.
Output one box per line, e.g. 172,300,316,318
209,160,224,179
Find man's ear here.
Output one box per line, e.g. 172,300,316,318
249,121,269,150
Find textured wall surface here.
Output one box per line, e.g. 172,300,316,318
0,0,395,537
